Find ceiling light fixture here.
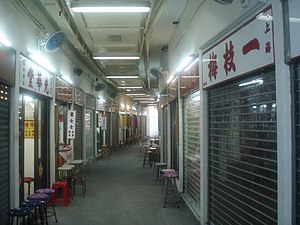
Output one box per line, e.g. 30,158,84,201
93,53,140,60
176,53,199,72
71,1,151,13
117,86,143,89
106,75,139,79
126,93,146,96
94,56,140,60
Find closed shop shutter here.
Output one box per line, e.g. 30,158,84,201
208,71,277,225
295,63,300,224
105,112,110,145
183,90,201,215
0,83,10,225
85,109,94,159
111,112,119,146
74,105,83,160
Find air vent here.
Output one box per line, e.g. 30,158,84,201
107,35,123,42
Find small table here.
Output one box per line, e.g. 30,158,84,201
70,160,84,173
58,166,73,180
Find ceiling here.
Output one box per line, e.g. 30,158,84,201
36,0,188,106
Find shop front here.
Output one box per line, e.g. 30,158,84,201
202,7,277,224
19,55,53,201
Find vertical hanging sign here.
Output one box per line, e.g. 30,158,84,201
67,110,76,139
202,8,274,88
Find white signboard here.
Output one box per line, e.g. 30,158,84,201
202,8,274,88
67,110,76,139
20,56,53,97
289,0,300,60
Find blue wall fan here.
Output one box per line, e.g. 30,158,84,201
44,31,66,52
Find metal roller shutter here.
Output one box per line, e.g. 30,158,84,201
0,83,9,225
295,63,300,224
208,71,277,225
111,112,119,146
74,105,83,160
183,90,201,214
85,109,94,159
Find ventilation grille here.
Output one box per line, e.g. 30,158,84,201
107,35,123,42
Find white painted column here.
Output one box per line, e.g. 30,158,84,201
273,1,292,224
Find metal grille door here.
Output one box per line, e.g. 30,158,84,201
0,83,9,225
295,64,300,224
74,105,83,160
183,91,201,213
208,72,277,225
85,109,94,159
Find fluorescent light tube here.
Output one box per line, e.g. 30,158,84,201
176,56,193,72
117,86,143,89
71,1,151,13
29,53,56,73
0,35,11,47
106,76,139,79
184,58,199,72
61,75,73,84
126,93,146,96
94,56,139,60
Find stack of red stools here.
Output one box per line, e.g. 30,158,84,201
52,181,70,207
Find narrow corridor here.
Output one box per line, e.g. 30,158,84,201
49,144,199,225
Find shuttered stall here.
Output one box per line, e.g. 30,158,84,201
105,112,110,146
141,115,147,137
85,95,95,159
208,71,277,225
183,90,201,216
74,104,83,160
0,83,10,225
85,108,94,159
111,112,119,146
295,63,300,224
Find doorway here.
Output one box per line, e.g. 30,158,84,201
19,93,50,201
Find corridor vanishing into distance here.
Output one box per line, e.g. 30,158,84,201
49,144,198,225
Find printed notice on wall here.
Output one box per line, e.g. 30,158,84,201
67,110,76,139
202,8,274,88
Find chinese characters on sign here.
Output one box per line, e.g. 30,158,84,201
24,120,34,138
67,110,76,139
202,8,274,88
20,56,53,97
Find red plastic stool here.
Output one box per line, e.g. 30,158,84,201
52,181,70,207
23,177,34,196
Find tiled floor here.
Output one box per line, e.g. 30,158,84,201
49,144,199,225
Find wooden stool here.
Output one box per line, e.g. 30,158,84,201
100,145,109,159
52,181,70,207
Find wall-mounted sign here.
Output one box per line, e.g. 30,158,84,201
202,8,274,88
75,88,84,106
20,55,53,97
67,110,76,139
24,120,34,138
85,113,91,128
56,77,72,103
